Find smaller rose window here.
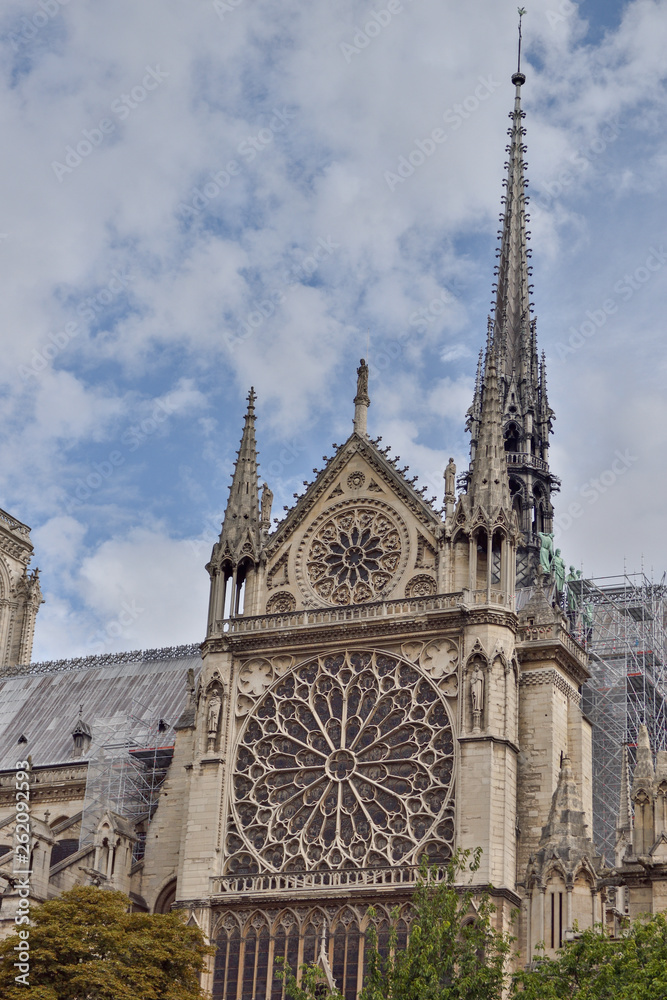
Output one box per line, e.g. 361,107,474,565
306,508,404,605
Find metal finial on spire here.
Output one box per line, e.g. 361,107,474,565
514,9,527,85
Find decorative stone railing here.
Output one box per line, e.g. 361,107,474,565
210,864,446,898
469,590,513,609
0,507,30,537
506,452,549,474
519,622,587,663
214,593,465,635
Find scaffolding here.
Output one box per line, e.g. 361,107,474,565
79,700,175,863
567,572,667,863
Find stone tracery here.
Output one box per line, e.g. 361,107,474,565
227,649,455,874
303,505,407,605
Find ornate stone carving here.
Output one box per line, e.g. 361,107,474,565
226,649,455,874
346,471,365,490
415,533,436,570
367,479,383,493
267,550,290,591
266,592,297,615
405,574,436,598
238,658,273,697
299,501,409,607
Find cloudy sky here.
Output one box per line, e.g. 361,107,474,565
0,0,665,660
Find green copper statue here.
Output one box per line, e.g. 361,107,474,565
553,548,566,594
537,532,554,574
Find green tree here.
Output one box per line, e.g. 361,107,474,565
0,884,212,1000
361,850,514,1000
513,912,667,999
281,850,514,1000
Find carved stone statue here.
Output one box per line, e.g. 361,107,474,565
444,458,456,498
470,665,484,731
261,483,273,525
356,358,369,398
206,692,222,749
537,531,554,574
553,548,566,593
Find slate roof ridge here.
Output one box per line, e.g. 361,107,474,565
1,642,202,678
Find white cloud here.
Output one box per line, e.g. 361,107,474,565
0,0,665,655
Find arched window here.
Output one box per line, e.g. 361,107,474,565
332,917,361,1000
50,839,79,867
504,423,520,453
270,918,299,1000
212,924,241,1000
153,879,177,915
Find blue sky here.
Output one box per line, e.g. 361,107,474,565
1,0,666,659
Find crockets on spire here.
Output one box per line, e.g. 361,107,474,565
218,388,261,564
468,348,511,513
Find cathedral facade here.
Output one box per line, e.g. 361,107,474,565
0,66,656,997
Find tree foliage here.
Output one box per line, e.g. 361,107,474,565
0,885,212,1000
514,912,667,1000
361,850,514,1000
282,850,514,1000
276,955,345,1000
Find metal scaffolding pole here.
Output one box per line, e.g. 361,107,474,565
79,699,176,862
568,572,667,862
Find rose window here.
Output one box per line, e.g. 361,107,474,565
226,650,455,874
305,507,405,605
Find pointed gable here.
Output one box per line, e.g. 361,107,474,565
264,431,443,610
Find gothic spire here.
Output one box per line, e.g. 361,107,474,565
218,388,261,564
353,358,370,436
466,43,559,588
468,349,511,512
492,65,533,385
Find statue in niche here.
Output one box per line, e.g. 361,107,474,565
537,531,554,574
470,665,484,731
444,458,456,498
206,692,222,750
